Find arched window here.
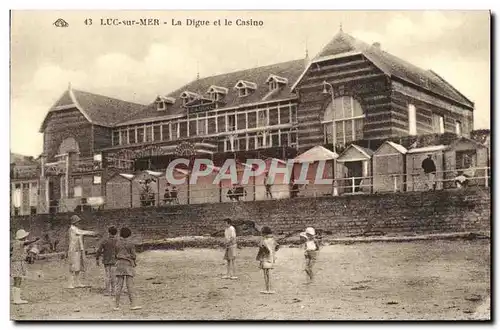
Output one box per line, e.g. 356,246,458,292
58,137,80,155
322,96,364,146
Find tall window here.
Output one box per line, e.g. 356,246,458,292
171,123,179,139
227,114,236,131
256,132,268,149
291,104,298,124
455,121,462,136
120,130,128,145
257,111,267,127
153,125,161,141
408,104,417,136
198,118,208,135
323,96,364,146
162,124,170,140
112,131,119,146
137,126,144,142
432,113,445,134
128,128,136,144
145,126,153,142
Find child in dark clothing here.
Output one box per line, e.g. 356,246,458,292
114,227,141,311
96,226,118,296
256,226,278,294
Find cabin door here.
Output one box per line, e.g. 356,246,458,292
344,161,363,193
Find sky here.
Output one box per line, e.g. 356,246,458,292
10,10,491,157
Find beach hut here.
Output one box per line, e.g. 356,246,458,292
105,173,135,209
293,146,339,198
406,145,448,191
336,144,374,194
373,141,407,193
443,137,489,188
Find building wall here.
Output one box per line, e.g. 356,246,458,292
296,54,392,151
93,125,113,152
11,189,490,248
390,81,473,138
43,109,93,161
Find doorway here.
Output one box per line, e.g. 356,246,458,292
343,161,364,193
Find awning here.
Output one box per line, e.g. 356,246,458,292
119,173,135,180
145,170,163,177
293,146,339,163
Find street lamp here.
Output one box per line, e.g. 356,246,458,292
322,80,335,154
322,81,339,196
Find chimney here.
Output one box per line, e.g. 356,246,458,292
372,42,381,50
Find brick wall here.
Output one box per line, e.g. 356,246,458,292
11,188,490,248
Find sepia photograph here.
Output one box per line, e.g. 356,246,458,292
9,10,491,320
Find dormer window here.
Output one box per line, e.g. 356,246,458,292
207,85,228,102
157,101,166,111
155,96,175,111
265,74,288,92
234,80,257,98
180,91,201,107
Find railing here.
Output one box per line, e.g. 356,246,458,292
11,165,39,179
36,166,490,213
72,157,102,173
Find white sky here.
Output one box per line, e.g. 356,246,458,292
10,10,490,157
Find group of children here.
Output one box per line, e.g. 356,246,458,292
223,218,321,294
12,215,320,309
11,215,141,311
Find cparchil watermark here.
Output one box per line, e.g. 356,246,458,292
164,158,334,185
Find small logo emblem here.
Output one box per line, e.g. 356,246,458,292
53,18,69,28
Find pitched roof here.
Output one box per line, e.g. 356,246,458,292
384,141,408,154
407,145,449,154
337,144,374,162
118,59,305,126
300,31,474,109
294,145,339,163
40,88,146,132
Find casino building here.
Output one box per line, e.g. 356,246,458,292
18,29,485,214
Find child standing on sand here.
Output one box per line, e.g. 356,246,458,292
222,218,238,280
11,229,39,304
96,226,118,296
300,227,320,284
114,227,141,311
256,226,278,294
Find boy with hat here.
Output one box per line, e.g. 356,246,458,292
67,214,97,289
300,227,321,284
11,229,39,304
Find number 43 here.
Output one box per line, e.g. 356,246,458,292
84,18,92,25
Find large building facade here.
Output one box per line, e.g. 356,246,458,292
16,30,485,214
